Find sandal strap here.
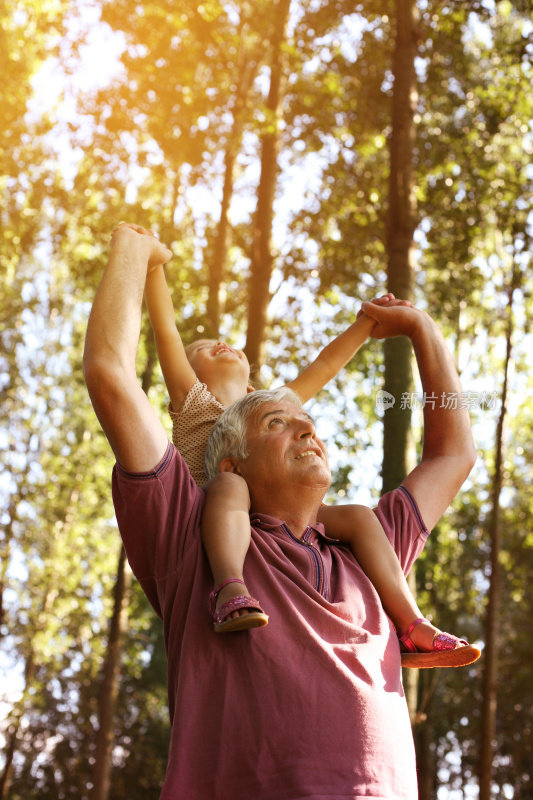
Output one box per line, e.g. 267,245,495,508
212,577,246,595
209,578,245,614
400,619,471,654
398,617,426,652
212,595,265,625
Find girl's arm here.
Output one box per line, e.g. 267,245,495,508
287,313,376,403
144,265,197,411
318,503,424,636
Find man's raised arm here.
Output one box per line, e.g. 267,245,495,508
361,298,476,531
83,224,172,472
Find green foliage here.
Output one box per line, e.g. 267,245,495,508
1,0,532,797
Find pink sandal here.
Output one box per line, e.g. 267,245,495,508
399,617,481,669
209,578,269,633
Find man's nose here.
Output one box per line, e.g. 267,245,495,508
295,418,315,438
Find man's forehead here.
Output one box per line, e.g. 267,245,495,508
252,400,313,426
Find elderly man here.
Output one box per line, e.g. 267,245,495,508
84,227,476,799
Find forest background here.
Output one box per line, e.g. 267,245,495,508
1,0,532,798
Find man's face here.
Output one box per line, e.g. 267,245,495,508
237,400,331,494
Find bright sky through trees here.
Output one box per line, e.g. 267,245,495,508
1,1,532,797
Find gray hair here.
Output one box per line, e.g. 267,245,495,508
204,386,302,480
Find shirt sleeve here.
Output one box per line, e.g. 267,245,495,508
373,485,430,575
111,443,204,617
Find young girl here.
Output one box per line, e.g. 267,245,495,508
123,223,479,669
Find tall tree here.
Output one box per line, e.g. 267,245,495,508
204,8,263,337
478,259,521,799
244,0,292,380
382,0,418,493
90,547,131,800
382,0,421,750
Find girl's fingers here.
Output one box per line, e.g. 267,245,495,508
111,222,158,238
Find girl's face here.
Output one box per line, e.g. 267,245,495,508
186,340,251,388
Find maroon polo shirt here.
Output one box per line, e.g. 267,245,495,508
112,443,428,799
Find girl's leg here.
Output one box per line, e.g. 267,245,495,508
202,472,267,630
318,504,443,649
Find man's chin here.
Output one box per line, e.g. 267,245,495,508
294,466,331,489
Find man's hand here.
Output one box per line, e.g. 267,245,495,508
358,295,420,340
111,222,173,271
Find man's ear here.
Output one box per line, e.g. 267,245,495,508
219,457,242,475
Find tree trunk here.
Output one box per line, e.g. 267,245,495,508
478,266,517,800
0,499,16,639
205,136,240,339
205,27,260,338
1,457,32,640
244,0,292,382
90,545,131,800
383,0,418,492
413,670,439,800
0,732,15,800
383,0,420,753
141,325,158,395
0,651,35,799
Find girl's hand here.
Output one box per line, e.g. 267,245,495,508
358,296,421,340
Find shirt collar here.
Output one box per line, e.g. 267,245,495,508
249,512,339,543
